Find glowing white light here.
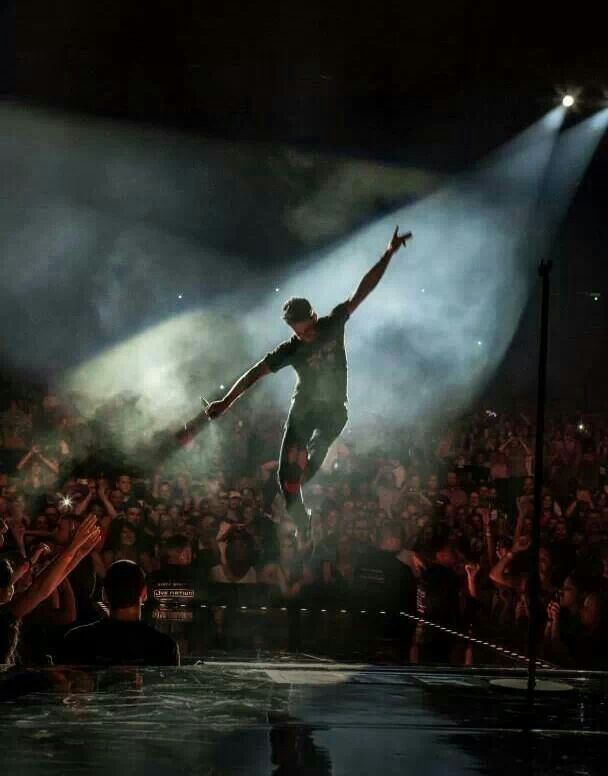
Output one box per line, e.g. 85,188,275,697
177,293,183,300
477,340,483,346
60,496,73,509
593,295,600,302
578,423,585,431
275,287,280,292
421,288,425,293
562,94,575,108
220,384,225,390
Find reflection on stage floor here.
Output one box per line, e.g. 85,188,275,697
1,659,607,775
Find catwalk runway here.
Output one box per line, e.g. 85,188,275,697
1,657,607,775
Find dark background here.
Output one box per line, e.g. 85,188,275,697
4,1,608,407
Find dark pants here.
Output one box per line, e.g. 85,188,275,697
278,400,348,534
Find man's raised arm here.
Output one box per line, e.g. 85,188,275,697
206,359,271,419
346,226,411,315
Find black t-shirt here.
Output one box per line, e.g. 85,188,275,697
417,564,461,626
264,303,350,406
147,565,197,624
354,548,416,611
59,619,179,666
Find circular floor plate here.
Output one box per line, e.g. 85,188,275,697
490,678,574,692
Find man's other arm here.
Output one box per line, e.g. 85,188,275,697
206,360,271,419
346,226,411,315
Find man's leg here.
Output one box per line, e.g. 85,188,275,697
304,404,348,483
277,406,313,536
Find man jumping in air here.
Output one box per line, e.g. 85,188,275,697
204,227,412,535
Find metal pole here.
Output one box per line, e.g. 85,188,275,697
527,259,552,696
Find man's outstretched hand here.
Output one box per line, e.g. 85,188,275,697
388,226,412,255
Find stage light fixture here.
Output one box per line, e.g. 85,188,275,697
562,94,575,108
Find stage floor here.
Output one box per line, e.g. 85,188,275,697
1,660,607,775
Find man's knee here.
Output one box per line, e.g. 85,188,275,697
278,446,305,497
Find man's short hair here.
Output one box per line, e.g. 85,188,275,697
282,297,313,324
377,521,403,544
165,534,190,552
104,560,146,610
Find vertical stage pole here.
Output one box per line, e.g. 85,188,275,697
527,259,552,696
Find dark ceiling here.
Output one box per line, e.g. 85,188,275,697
11,3,608,167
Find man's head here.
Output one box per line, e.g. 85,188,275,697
116,474,132,496
446,472,459,489
119,522,138,548
282,297,318,342
433,538,461,570
44,504,60,527
353,516,370,544
125,505,143,526
164,534,192,566
228,491,242,512
110,489,124,509
326,507,340,531
104,560,146,613
377,521,403,554
242,504,256,525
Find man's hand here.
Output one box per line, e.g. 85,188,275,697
546,600,561,624
387,226,412,255
464,562,480,579
205,398,230,420
69,516,100,553
31,543,52,564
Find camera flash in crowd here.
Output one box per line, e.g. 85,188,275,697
60,496,73,509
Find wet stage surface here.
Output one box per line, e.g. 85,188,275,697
1,659,607,775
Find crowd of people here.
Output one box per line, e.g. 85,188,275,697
1,384,608,668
